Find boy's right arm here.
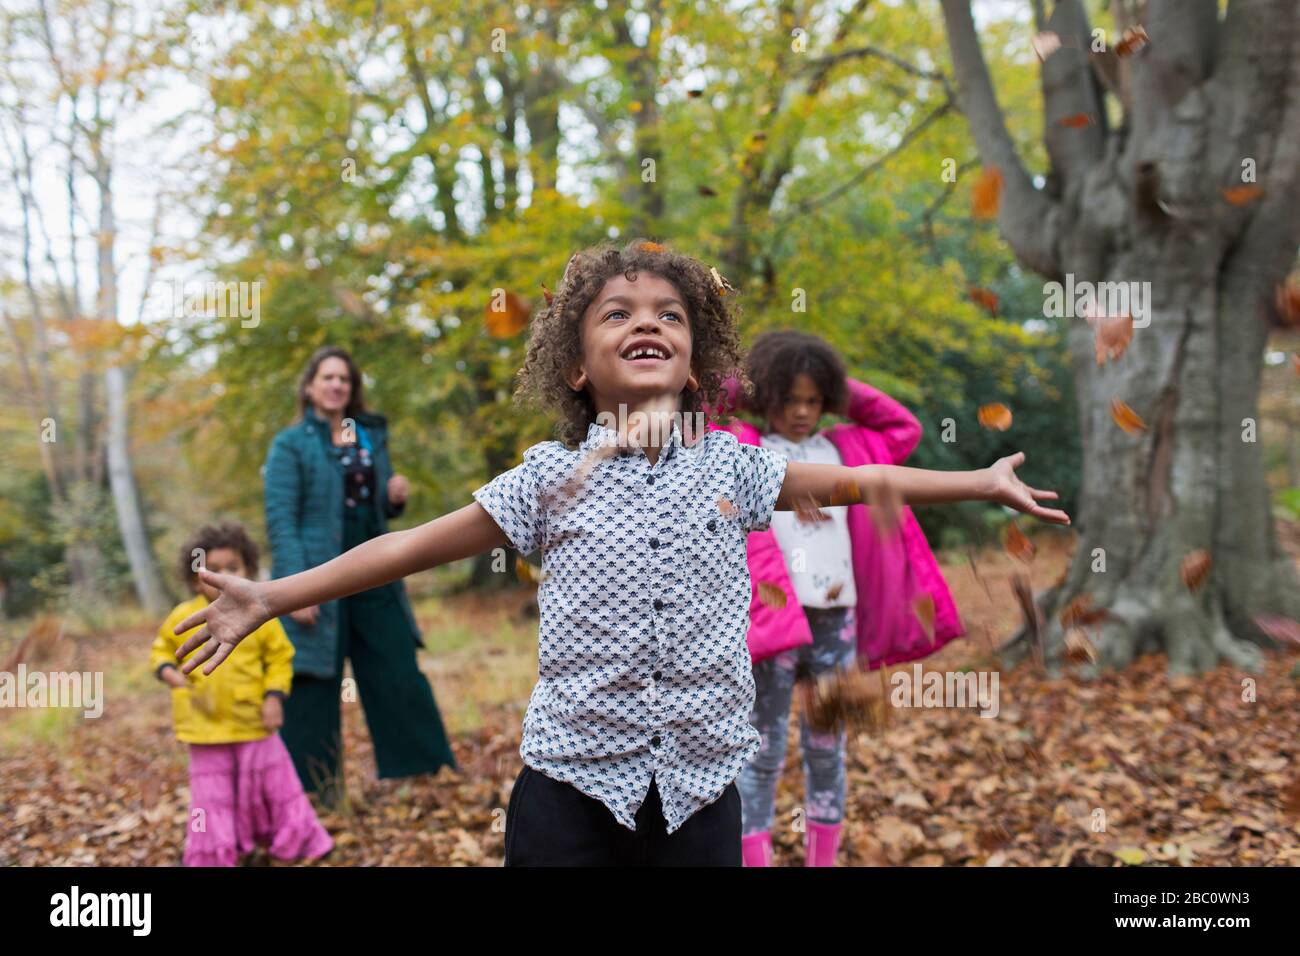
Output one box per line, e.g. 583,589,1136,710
175,502,511,674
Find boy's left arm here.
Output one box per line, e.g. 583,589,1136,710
775,454,1070,526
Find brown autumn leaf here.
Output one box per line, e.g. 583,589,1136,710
1254,614,1300,647
1093,314,1134,365
1064,627,1099,665
912,592,936,646
826,582,844,602
1221,184,1264,205
1293,354,1300,377
686,88,704,98
968,287,999,315
794,494,831,525
978,402,1013,431
1057,112,1096,128
1115,24,1150,57
1276,279,1300,328
639,241,666,253
1180,549,1212,593
1003,521,1035,563
972,166,1003,220
539,282,554,307
1011,572,1044,664
485,289,531,337
829,479,863,506
757,581,787,609
709,266,737,296
697,184,718,197
1110,397,1147,435
801,667,876,734
1059,593,1110,629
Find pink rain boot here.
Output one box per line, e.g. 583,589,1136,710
804,821,842,867
741,830,774,867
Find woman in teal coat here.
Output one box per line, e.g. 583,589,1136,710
264,345,456,805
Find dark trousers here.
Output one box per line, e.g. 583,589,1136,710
281,582,457,806
504,765,742,866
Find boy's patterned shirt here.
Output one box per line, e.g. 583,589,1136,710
473,417,788,833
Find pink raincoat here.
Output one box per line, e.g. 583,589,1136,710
703,377,964,667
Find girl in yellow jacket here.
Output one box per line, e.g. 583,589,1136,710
151,521,333,866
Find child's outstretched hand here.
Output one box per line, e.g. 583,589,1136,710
985,452,1071,525
173,568,274,675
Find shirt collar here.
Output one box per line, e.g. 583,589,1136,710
581,416,684,461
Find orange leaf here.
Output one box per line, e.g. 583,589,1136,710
826,582,844,602
912,593,936,646
717,496,739,518
639,241,666,253
1093,314,1134,365
1059,593,1110,629
1115,25,1150,58
829,480,863,506
540,282,554,307
1057,112,1095,128
978,402,1013,431
1110,398,1147,435
757,581,787,609
1221,185,1264,205
1275,278,1300,328
1003,521,1035,563
1064,628,1098,665
972,167,1003,220
1179,549,1212,592
1293,354,1300,377
485,289,531,337
968,287,999,315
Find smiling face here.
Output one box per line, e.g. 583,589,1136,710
568,272,696,413
768,372,824,442
305,356,352,416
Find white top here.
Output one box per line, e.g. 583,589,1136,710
760,431,857,609
473,418,789,834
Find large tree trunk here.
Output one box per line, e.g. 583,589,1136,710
940,0,1300,674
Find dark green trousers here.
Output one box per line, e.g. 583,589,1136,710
282,505,457,805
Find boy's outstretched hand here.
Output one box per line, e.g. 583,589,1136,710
985,452,1071,525
173,568,274,675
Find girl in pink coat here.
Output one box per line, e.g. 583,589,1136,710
710,331,964,866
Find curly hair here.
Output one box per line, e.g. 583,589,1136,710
515,238,746,448
742,330,849,421
177,520,260,590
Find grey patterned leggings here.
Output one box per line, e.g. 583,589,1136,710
737,606,857,835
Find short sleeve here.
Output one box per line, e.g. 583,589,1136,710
472,448,545,554
731,440,788,533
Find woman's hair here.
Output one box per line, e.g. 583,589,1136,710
177,520,260,590
295,345,368,421
516,238,745,448
743,330,849,421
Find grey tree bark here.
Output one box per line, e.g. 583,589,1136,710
939,0,1300,674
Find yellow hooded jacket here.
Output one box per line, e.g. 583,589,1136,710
150,594,294,744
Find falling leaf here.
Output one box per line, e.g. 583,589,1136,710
1110,398,1147,434
1059,593,1110,629
1115,24,1150,57
912,593,936,646
697,184,718,197
972,166,1003,220
757,581,787,609
539,282,553,307
1003,521,1035,562
1220,185,1263,205
1254,614,1300,646
717,496,739,518
709,266,736,296
1093,313,1134,365
1275,279,1300,328
801,667,876,733
485,289,531,337
686,88,704,98
1031,31,1061,61
968,287,999,315
829,480,862,506
967,549,992,601
826,582,844,602
1064,627,1098,665
1179,549,1212,593
1057,112,1096,129
1011,572,1044,666
515,559,547,585
639,241,666,253
978,402,1013,431
794,495,830,525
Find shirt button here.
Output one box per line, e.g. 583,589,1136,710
653,599,664,611
649,537,659,549
653,670,662,681
706,519,717,531
651,735,661,747
647,475,656,485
